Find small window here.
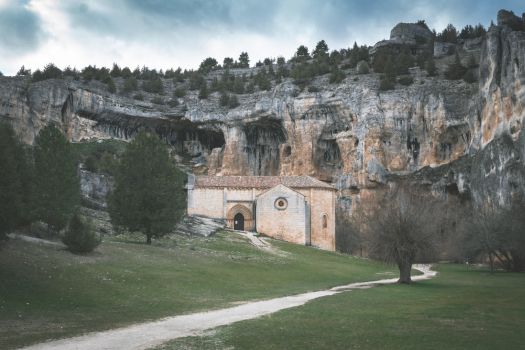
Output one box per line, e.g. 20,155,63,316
274,198,288,210
322,214,328,229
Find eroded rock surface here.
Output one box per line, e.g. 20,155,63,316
1,10,524,212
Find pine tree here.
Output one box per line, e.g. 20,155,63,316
0,123,33,238
33,124,80,232
198,83,209,99
312,40,329,59
108,131,186,244
238,52,250,68
425,57,437,76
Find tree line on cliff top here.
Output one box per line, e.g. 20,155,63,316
8,18,490,101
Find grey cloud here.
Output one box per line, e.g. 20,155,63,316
0,1,43,54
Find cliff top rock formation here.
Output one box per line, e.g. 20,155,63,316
1,8,524,212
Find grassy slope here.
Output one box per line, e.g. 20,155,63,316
158,264,525,350
0,232,394,349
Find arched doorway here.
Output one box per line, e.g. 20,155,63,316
227,204,254,231
234,213,245,231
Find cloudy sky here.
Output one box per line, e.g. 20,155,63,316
0,0,523,75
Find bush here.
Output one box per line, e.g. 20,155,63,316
219,93,240,109
329,66,345,84
398,75,414,86
445,53,467,80
174,87,186,98
167,99,179,107
107,78,116,93
142,77,164,94
32,63,63,82
122,77,138,93
151,96,165,105
357,60,369,74
133,93,144,100
62,213,100,253
462,69,477,83
379,76,395,91
308,86,320,92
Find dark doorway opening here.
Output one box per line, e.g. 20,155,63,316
234,213,245,231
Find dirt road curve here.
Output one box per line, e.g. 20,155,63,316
18,265,436,350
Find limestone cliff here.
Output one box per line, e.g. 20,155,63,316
1,9,524,211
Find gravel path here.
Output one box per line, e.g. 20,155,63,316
17,265,436,350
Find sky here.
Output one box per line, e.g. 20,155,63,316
0,0,523,75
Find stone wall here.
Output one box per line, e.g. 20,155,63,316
256,185,306,245
298,188,336,251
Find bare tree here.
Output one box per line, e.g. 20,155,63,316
461,196,525,272
362,184,441,283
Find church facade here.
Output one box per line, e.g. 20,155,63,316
187,176,336,251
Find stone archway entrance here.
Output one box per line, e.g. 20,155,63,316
234,213,245,231
226,204,254,231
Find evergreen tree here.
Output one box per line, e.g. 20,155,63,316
223,57,234,68
295,45,310,61
198,82,209,99
238,52,250,68
142,76,164,94
16,65,31,76
445,52,467,80
122,76,138,93
62,212,100,253
329,65,345,84
0,123,33,239
174,87,187,98
107,78,116,93
425,57,437,76
312,40,329,59
108,131,186,244
437,24,458,43
199,57,218,73
110,63,122,77
34,125,80,232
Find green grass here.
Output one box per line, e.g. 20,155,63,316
158,264,525,350
0,231,395,349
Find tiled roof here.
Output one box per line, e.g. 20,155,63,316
194,176,335,190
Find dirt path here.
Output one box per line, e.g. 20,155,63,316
17,265,436,350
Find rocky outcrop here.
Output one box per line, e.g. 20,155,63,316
1,9,524,212
80,168,113,209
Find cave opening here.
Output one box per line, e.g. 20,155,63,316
315,138,342,181
244,118,287,175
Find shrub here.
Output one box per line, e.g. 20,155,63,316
425,58,437,76
379,76,395,91
151,97,165,105
219,93,240,109
357,60,369,74
122,77,138,93
329,66,345,84
174,87,186,98
133,93,144,100
167,99,179,107
463,69,477,83
198,84,209,99
445,53,467,80
32,63,63,82
142,77,164,94
107,78,116,93
62,213,100,253
398,75,414,86
308,86,320,92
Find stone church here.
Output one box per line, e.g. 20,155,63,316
187,176,336,251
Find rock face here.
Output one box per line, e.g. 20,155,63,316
1,9,524,212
